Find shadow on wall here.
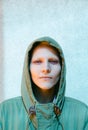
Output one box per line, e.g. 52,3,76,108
0,1,4,102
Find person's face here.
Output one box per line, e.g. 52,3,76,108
30,45,61,90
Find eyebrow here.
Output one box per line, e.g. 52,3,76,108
31,57,60,61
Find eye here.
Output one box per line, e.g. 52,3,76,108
32,60,42,64
49,59,59,64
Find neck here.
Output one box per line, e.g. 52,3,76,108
33,85,55,104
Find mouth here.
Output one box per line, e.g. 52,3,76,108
40,77,52,79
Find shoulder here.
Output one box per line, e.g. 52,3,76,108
65,97,88,108
0,96,23,111
64,97,88,116
0,96,22,105
60,97,88,129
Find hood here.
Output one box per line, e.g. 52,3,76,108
21,36,66,128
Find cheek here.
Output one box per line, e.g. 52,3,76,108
30,66,41,86
53,65,61,77
52,69,61,84
30,65,34,77
30,65,39,78
30,69,37,83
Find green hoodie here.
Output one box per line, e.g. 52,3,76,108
0,37,88,130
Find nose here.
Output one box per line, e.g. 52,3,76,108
42,61,51,73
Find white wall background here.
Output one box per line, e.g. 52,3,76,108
0,0,88,104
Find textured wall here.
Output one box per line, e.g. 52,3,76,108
0,0,4,102
1,0,88,104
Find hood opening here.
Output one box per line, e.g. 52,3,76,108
28,41,62,103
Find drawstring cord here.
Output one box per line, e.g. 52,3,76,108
26,118,37,130
22,96,64,130
26,118,31,130
59,122,64,130
22,98,36,130
54,105,64,130
27,105,64,130
53,97,64,130
58,121,64,130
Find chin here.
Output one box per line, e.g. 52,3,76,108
39,86,54,90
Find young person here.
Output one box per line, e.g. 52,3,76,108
0,37,88,130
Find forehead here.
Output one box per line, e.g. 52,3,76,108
32,43,59,57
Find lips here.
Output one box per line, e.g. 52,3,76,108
40,76,52,79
